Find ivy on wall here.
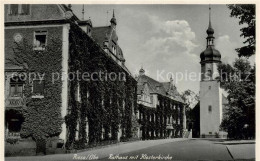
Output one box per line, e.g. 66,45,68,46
138,94,183,140
65,23,137,149
8,37,63,154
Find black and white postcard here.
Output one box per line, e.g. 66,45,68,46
2,1,257,161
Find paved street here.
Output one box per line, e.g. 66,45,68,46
6,138,255,161
102,139,255,161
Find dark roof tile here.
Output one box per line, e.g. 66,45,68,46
137,75,184,103
92,26,111,46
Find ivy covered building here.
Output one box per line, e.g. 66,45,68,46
136,68,186,139
4,4,137,152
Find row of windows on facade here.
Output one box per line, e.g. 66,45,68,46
137,111,180,125
30,31,121,60
9,77,44,97
8,4,30,15
138,94,181,110
74,83,129,114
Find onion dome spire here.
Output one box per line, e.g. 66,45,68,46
206,5,215,47
200,5,221,63
110,9,117,26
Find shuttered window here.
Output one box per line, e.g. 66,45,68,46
21,4,30,15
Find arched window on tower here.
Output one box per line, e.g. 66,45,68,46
207,39,214,46
208,105,212,113
206,69,212,80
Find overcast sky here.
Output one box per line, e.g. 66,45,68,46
71,4,255,94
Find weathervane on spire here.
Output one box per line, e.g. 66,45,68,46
209,4,212,28
206,4,214,37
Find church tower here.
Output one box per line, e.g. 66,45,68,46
199,6,223,138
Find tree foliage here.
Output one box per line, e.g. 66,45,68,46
227,4,255,57
181,90,199,137
181,89,199,109
218,58,255,139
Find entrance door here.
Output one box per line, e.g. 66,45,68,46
5,109,24,139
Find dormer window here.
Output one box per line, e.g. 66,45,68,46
9,4,18,15
88,28,91,36
112,45,116,55
21,4,30,15
9,4,30,15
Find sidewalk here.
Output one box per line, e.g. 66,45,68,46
222,140,255,145
226,143,255,160
6,138,188,161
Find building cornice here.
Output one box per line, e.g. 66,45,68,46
5,19,70,27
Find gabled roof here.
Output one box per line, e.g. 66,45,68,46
137,80,156,95
59,4,80,21
136,74,184,103
92,26,125,61
92,26,111,46
59,4,71,12
161,81,184,103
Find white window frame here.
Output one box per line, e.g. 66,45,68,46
33,31,47,51
9,76,24,98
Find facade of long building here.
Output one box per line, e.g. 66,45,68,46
136,68,186,139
